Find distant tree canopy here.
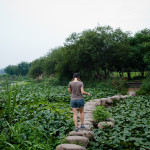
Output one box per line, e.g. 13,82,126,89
4,25,150,80
4,62,31,76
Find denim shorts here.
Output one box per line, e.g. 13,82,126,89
70,99,84,108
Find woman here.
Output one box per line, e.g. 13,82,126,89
68,73,90,132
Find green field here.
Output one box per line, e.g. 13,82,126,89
0,79,118,150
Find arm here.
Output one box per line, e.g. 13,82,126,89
81,87,90,95
68,87,71,93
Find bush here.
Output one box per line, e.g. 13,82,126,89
137,72,150,95
92,106,111,123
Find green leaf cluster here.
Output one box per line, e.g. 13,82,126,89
92,106,111,123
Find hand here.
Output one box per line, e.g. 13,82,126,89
87,93,90,96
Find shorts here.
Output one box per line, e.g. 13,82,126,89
70,99,84,108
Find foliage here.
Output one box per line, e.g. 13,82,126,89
88,96,150,150
92,106,111,123
137,72,150,95
28,58,44,78
5,62,31,76
105,77,127,94
0,78,119,149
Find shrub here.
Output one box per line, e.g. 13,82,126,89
137,72,150,95
92,106,111,123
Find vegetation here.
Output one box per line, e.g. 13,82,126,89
92,106,111,123
89,96,150,150
0,78,118,150
3,26,150,82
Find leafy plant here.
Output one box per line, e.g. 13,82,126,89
137,72,150,95
92,106,111,123
89,96,150,150
3,79,18,124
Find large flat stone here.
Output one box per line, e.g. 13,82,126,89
65,136,89,147
56,144,86,150
68,130,94,139
120,95,128,99
97,121,114,129
78,121,93,126
84,118,94,123
109,95,120,100
78,124,93,131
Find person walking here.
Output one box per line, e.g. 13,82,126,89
68,73,90,132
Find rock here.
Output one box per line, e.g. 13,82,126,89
78,124,93,131
100,98,109,105
128,91,136,96
78,121,93,126
105,98,113,105
85,101,97,107
84,118,94,123
84,110,94,113
92,99,101,102
68,130,94,139
106,118,115,122
110,95,120,100
84,113,92,117
65,136,89,147
84,106,96,110
97,121,114,129
120,95,128,99
56,144,86,150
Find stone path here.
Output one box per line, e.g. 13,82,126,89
128,88,139,96
56,94,129,150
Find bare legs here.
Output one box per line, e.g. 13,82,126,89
72,108,78,128
72,107,84,128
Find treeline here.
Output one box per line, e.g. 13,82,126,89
4,25,150,80
4,62,31,76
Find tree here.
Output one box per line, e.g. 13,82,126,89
130,28,150,77
28,58,44,78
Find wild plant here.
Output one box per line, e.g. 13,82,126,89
4,78,18,124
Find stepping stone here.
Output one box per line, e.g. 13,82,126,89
97,121,114,129
78,124,93,131
84,118,94,123
120,95,128,99
84,110,94,113
106,118,115,122
56,144,86,150
109,95,120,100
68,130,94,139
78,121,93,126
65,136,89,147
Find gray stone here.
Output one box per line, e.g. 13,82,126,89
110,95,120,100
65,136,89,147
128,91,136,96
68,130,94,139
105,98,113,105
106,118,115,122
100,98,109,105
78,125,93,131
78,121,93,126
120,95,128,99
97,121,114,129
56,144,86,150
84,118,94,123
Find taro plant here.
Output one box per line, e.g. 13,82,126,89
92,106,111,123
4,79,18,124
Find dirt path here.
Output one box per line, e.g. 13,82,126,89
128,88,139,96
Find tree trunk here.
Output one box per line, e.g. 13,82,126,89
127,72,131,80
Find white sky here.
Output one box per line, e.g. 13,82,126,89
0,0,150,69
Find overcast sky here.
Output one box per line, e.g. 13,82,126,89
0,0,150,69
